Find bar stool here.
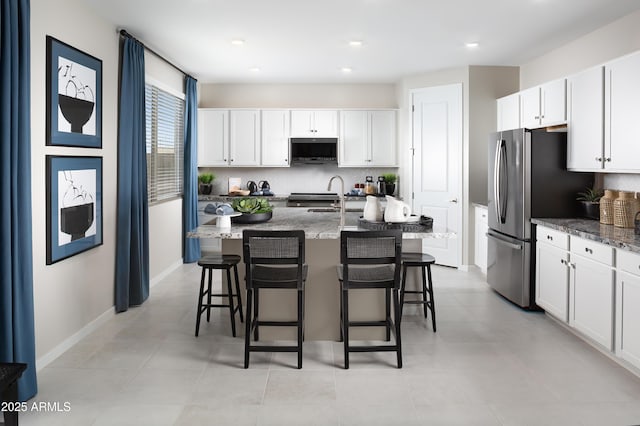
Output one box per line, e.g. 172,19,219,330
243,230,307,369
337,229,403,369
400,252,436,332
195,254,244,337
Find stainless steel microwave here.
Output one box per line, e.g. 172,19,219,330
290,138,338,165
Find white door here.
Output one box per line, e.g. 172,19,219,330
519,86,541,129
496,93,520,132
411,84,462,267
370,110,397,166
313,110,338,137
197,109,229,166
339,110,369,166
540,78,566,127
229,110,260,166
536,242,570,322
290,110,314,136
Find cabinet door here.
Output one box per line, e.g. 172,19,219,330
536,242,569,321
605,51,640,172
197,109,229,166
520,86,541,129
339,110,369,166
496,93,520,131
261,110,290,167
616,271,640,370
570,254,614,350
313,110,338,137
290,110,314,136
567,66,604,171
369,110,397,166
540,78,566,126
229,110,260,166
474,207,488,272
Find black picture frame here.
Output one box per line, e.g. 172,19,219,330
46,156,103,265
46,36,102,148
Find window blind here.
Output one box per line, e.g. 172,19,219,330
145,84,185,204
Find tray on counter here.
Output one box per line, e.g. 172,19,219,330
358,216,433,232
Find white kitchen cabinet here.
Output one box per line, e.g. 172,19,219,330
604,50,640,172
474,206,488,272
339,110,396,167
520,78,566,129
535,226,570,322
496,93,520,131
197,109,229,167
261,110,290,167
615,250,640,370
290,110,338,137
569,236,615,350
229,110,261,166
567,66,605,171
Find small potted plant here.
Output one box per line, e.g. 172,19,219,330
198,173,215,195
382,173,397,196
576,187,603,220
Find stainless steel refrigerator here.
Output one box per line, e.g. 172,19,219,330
487,128,592,309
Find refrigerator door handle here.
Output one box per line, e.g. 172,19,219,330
499,140,508,223
493,139,502,222
487,232,523,251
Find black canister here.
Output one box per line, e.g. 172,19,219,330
377,176,386,195
635,211,640,235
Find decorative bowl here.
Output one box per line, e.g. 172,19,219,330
231,211,273,224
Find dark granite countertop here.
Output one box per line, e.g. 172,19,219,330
531,218,640,254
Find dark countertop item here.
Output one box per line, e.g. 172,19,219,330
531,218,640,254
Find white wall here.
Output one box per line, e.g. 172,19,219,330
199,83,397,108
520,10,640,193
31,0,119,360
31,0,185,364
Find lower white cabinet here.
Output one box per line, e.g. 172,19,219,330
474,206,488,272
569,237,615,350
616,250,640,370
536,240,570,322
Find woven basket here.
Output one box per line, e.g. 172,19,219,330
599,189,618,225
613,191,640,228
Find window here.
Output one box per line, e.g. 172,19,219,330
145,83,184,204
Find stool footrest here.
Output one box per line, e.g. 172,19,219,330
348,320,391,327
403,300,433,305
348,345,399,352
248,345,300,353
256,320,300,327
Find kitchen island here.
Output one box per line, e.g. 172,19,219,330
189,208,454,341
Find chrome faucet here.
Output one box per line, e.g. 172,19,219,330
327,175,345,227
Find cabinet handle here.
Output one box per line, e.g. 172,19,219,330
584,247,593,254
595,157,603,162
230,159,234,162
570,262,576,269
285,159,288,163
605,157,611,162
547,235,553,241
224,158,227,162
534,116,540,120
560,259,566,265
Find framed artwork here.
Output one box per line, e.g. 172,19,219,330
46,36,102,148
46,156,103,265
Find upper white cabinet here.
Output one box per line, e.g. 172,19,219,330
605,51,640,172
290,110,338,137
261,110,290,167
198,109,229,167
567,66,605,171
339,110,397,167
229,110,261,166
496,93,520,131
520,78,567,129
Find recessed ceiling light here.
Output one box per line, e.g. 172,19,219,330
465,42,479,48
249,67,261,72
341,67,353,73
231,39,245,46
349,40,363,47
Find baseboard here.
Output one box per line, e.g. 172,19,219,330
36,260,182,371
150,259,183,288
36,307,115,371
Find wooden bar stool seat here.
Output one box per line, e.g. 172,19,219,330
400,252,437,332
195,254,244,337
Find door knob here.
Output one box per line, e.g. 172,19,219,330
449,199,458,203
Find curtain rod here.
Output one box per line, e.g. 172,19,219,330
118,29,195,80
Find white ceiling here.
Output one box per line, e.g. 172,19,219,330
85,0,640,84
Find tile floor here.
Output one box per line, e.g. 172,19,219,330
18,264,640,426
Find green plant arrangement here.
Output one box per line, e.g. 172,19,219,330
576,187,603,220
198,173,215,195
382,173,397,184
198,173,215,185
231,197,273,214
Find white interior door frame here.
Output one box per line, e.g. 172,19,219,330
409,84,464,268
